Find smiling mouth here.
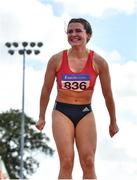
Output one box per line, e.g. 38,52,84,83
70,37,81,42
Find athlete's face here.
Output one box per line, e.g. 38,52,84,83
67,22,89,47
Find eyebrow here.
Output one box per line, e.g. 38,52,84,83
67,28,85,33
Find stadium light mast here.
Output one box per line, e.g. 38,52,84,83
5,41,43,179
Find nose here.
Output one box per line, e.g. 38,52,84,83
71,31,77,36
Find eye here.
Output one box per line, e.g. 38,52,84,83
67,29,85,34
67,29,73,34
75,29,83,33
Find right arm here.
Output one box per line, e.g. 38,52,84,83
36,56,57,130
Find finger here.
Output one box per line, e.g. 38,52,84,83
35,123,42,130
36,122,45,130
35,123,40,128
36,125,43,131
110,129,118,138
110,131,114,137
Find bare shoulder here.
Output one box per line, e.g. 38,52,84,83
93,51,109,74
47,50,64,71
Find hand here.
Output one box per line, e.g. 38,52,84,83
109,122,119,138
35,118,46,131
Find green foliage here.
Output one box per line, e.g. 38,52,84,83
0,109,54,179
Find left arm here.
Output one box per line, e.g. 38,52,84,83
97,55,119,137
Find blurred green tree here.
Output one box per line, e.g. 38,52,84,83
0,109,54,179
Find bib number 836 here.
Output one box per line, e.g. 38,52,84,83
64,81,87,90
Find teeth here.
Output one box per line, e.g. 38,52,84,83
71,38,80,42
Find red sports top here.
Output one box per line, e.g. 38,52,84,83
56,50,97,92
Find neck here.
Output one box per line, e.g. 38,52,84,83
68,47,89,58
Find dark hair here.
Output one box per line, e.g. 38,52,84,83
67,18,92,36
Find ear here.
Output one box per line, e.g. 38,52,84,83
87,34,91,42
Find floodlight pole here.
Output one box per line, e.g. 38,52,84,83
20,49,25,179
5,42,43,180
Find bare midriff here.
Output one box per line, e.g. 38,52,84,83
56,89,94,104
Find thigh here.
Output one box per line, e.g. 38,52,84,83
75,112,97,156
52,110,75,158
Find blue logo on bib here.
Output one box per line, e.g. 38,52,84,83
62,74,90,81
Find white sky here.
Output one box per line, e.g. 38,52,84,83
0,0,137,179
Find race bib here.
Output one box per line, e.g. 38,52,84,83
61,74,90,91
